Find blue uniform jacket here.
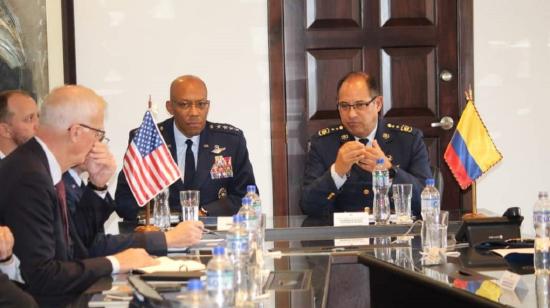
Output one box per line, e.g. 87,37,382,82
115,118,256,219
300,119,432,217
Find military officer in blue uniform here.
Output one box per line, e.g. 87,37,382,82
115,75,256,220
300,72,431,217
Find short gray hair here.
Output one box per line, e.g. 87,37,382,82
40,85,106,130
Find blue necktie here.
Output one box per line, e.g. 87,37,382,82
184,139,195,188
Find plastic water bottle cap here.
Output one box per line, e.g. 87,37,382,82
247,185,257,193
212,246,225,256
233,214,244,223
241,196,252,206
425,178,435,186
376,158,384,164
187,279,203,291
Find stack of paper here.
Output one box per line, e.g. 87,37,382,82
138,257,205,273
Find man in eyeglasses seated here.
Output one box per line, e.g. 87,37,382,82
115,75,256,220
300,71,432,218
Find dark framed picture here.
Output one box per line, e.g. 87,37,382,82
0,0,49,99
0,0,76,100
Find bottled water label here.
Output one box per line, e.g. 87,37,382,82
534,210,550,224
228,236,249,253
207,271,234,290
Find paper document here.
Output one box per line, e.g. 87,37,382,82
137,257,205,273
491,248,534,258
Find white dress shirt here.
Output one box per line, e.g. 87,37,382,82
173,121,200,179
0,255,24,283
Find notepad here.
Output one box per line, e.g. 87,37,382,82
137,257,205,274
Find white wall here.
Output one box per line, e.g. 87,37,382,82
49,1,549,233
474,0,550,235
72,1,273,217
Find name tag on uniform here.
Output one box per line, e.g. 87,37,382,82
210,156,233,179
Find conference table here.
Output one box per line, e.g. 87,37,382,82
54,215,539,307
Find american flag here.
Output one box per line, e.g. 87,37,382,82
123,110,181,206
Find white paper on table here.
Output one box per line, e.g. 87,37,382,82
333,212,369,226
137,257,205,273
490,248,534,257
217,216,233,230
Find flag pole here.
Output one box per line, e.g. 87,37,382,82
135,95,160,233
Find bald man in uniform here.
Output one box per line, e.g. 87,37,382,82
115,75,256,219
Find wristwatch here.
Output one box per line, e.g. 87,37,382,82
88,182,108,191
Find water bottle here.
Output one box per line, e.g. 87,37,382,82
372,158,391,224
421,178,440,220
534,191,550,274
421,179,440,251
226,214,250,263
245,185,265,266
153,189,170,230
238,197,258,256
206,246,234,307
245,185,262,216
226,215,251,305
181,279,214,308
537,272,550,308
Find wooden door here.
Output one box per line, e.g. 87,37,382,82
269,0,474,216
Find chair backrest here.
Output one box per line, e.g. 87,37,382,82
431,165,444,196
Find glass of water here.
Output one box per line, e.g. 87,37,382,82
392,184,413,224
180,190,200,221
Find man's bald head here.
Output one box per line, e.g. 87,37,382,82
40,85,106,131
166,75,210,136
169,75,207,101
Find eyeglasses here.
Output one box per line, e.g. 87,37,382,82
173,99,210,110
77,123,110,143
337,96,378,112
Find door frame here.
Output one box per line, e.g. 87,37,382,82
268,0,475,216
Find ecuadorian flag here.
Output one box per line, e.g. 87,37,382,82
444,100,502,190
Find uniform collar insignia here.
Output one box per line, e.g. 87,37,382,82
382,132,390,140
340,134,349,141
203,144,209,148
211,145,226,154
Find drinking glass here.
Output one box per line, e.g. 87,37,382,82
180,190,200,221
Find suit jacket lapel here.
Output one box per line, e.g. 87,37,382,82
160,118,178,163
192,123,213,189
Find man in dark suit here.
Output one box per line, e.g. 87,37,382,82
0,85,202,303
63,166,115,251
0,90,38,159
300,72,432,217
115,75,256,220
0,226,38,308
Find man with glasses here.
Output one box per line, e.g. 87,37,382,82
115,75,256,220
300,72,431,217
0,85,204,304
0,90,39,159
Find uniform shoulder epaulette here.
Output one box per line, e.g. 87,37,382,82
386,123,414,133
318,125,345,137
209,123,242,135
